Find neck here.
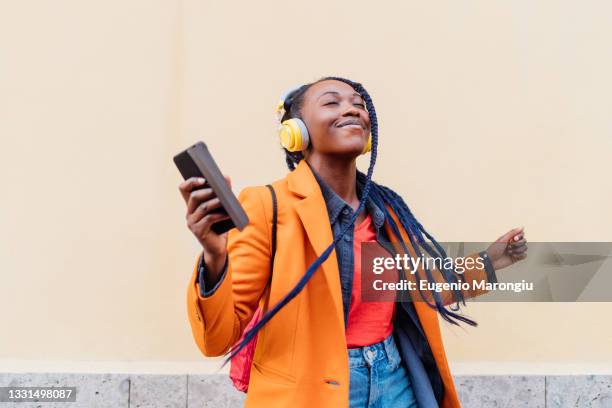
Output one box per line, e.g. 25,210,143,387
306,154,359,208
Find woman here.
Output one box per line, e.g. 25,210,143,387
180,76,527,407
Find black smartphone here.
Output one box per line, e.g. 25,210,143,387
173,141,249,234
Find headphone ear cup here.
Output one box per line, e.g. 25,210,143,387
361,134,372,154
279,118,310,152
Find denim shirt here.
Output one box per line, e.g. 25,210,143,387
309,169,387,329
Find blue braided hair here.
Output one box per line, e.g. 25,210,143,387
222,76,475,367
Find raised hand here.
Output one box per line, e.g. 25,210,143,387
485,227,528,271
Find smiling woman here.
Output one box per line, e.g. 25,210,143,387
182,75,527,408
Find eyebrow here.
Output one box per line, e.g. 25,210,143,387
316,91,363,101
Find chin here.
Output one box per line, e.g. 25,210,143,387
332,145,365,157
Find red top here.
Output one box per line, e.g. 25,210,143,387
345,214,396,348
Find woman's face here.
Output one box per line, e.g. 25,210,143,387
299,80,371,158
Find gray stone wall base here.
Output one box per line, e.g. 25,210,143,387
1,373,611,407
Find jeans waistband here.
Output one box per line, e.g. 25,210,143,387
348,333,400,368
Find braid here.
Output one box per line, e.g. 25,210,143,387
376,184,475,323
357,172,475,324
285,154,295,171
284,151,299,171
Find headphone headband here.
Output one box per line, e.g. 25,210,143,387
275,84,303,124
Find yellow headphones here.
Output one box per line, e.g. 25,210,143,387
275,87,372,155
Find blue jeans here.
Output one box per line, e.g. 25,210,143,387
348,333,418,408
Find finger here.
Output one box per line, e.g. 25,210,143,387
509,242,526,251
186,187,215,214
509,238,527,247
509,245,528,254
496,227,524,243
179,177,206,203
512,252,528,260
179,177,206,194
192,212,231,235
510,227,525,242
224,175,232,188
188,197,224,224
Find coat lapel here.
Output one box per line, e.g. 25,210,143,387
287,161,345,331
383,206,460,407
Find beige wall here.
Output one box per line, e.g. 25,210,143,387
1,0,611,372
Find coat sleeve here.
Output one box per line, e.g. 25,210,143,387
198,252,229,297
186,186,272,357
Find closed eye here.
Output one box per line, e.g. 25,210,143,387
324,102,366,108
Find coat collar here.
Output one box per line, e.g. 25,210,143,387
288,160,384,226
287,159,318,198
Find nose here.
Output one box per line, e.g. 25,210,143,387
341,102,361,117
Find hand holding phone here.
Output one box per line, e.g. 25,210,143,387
175,142,249,277
178,175,232,270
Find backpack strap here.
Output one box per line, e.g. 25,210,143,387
265,184,278,277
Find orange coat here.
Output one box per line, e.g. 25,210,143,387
186,160,494,407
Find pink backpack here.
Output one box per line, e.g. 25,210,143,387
229,184,277,393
